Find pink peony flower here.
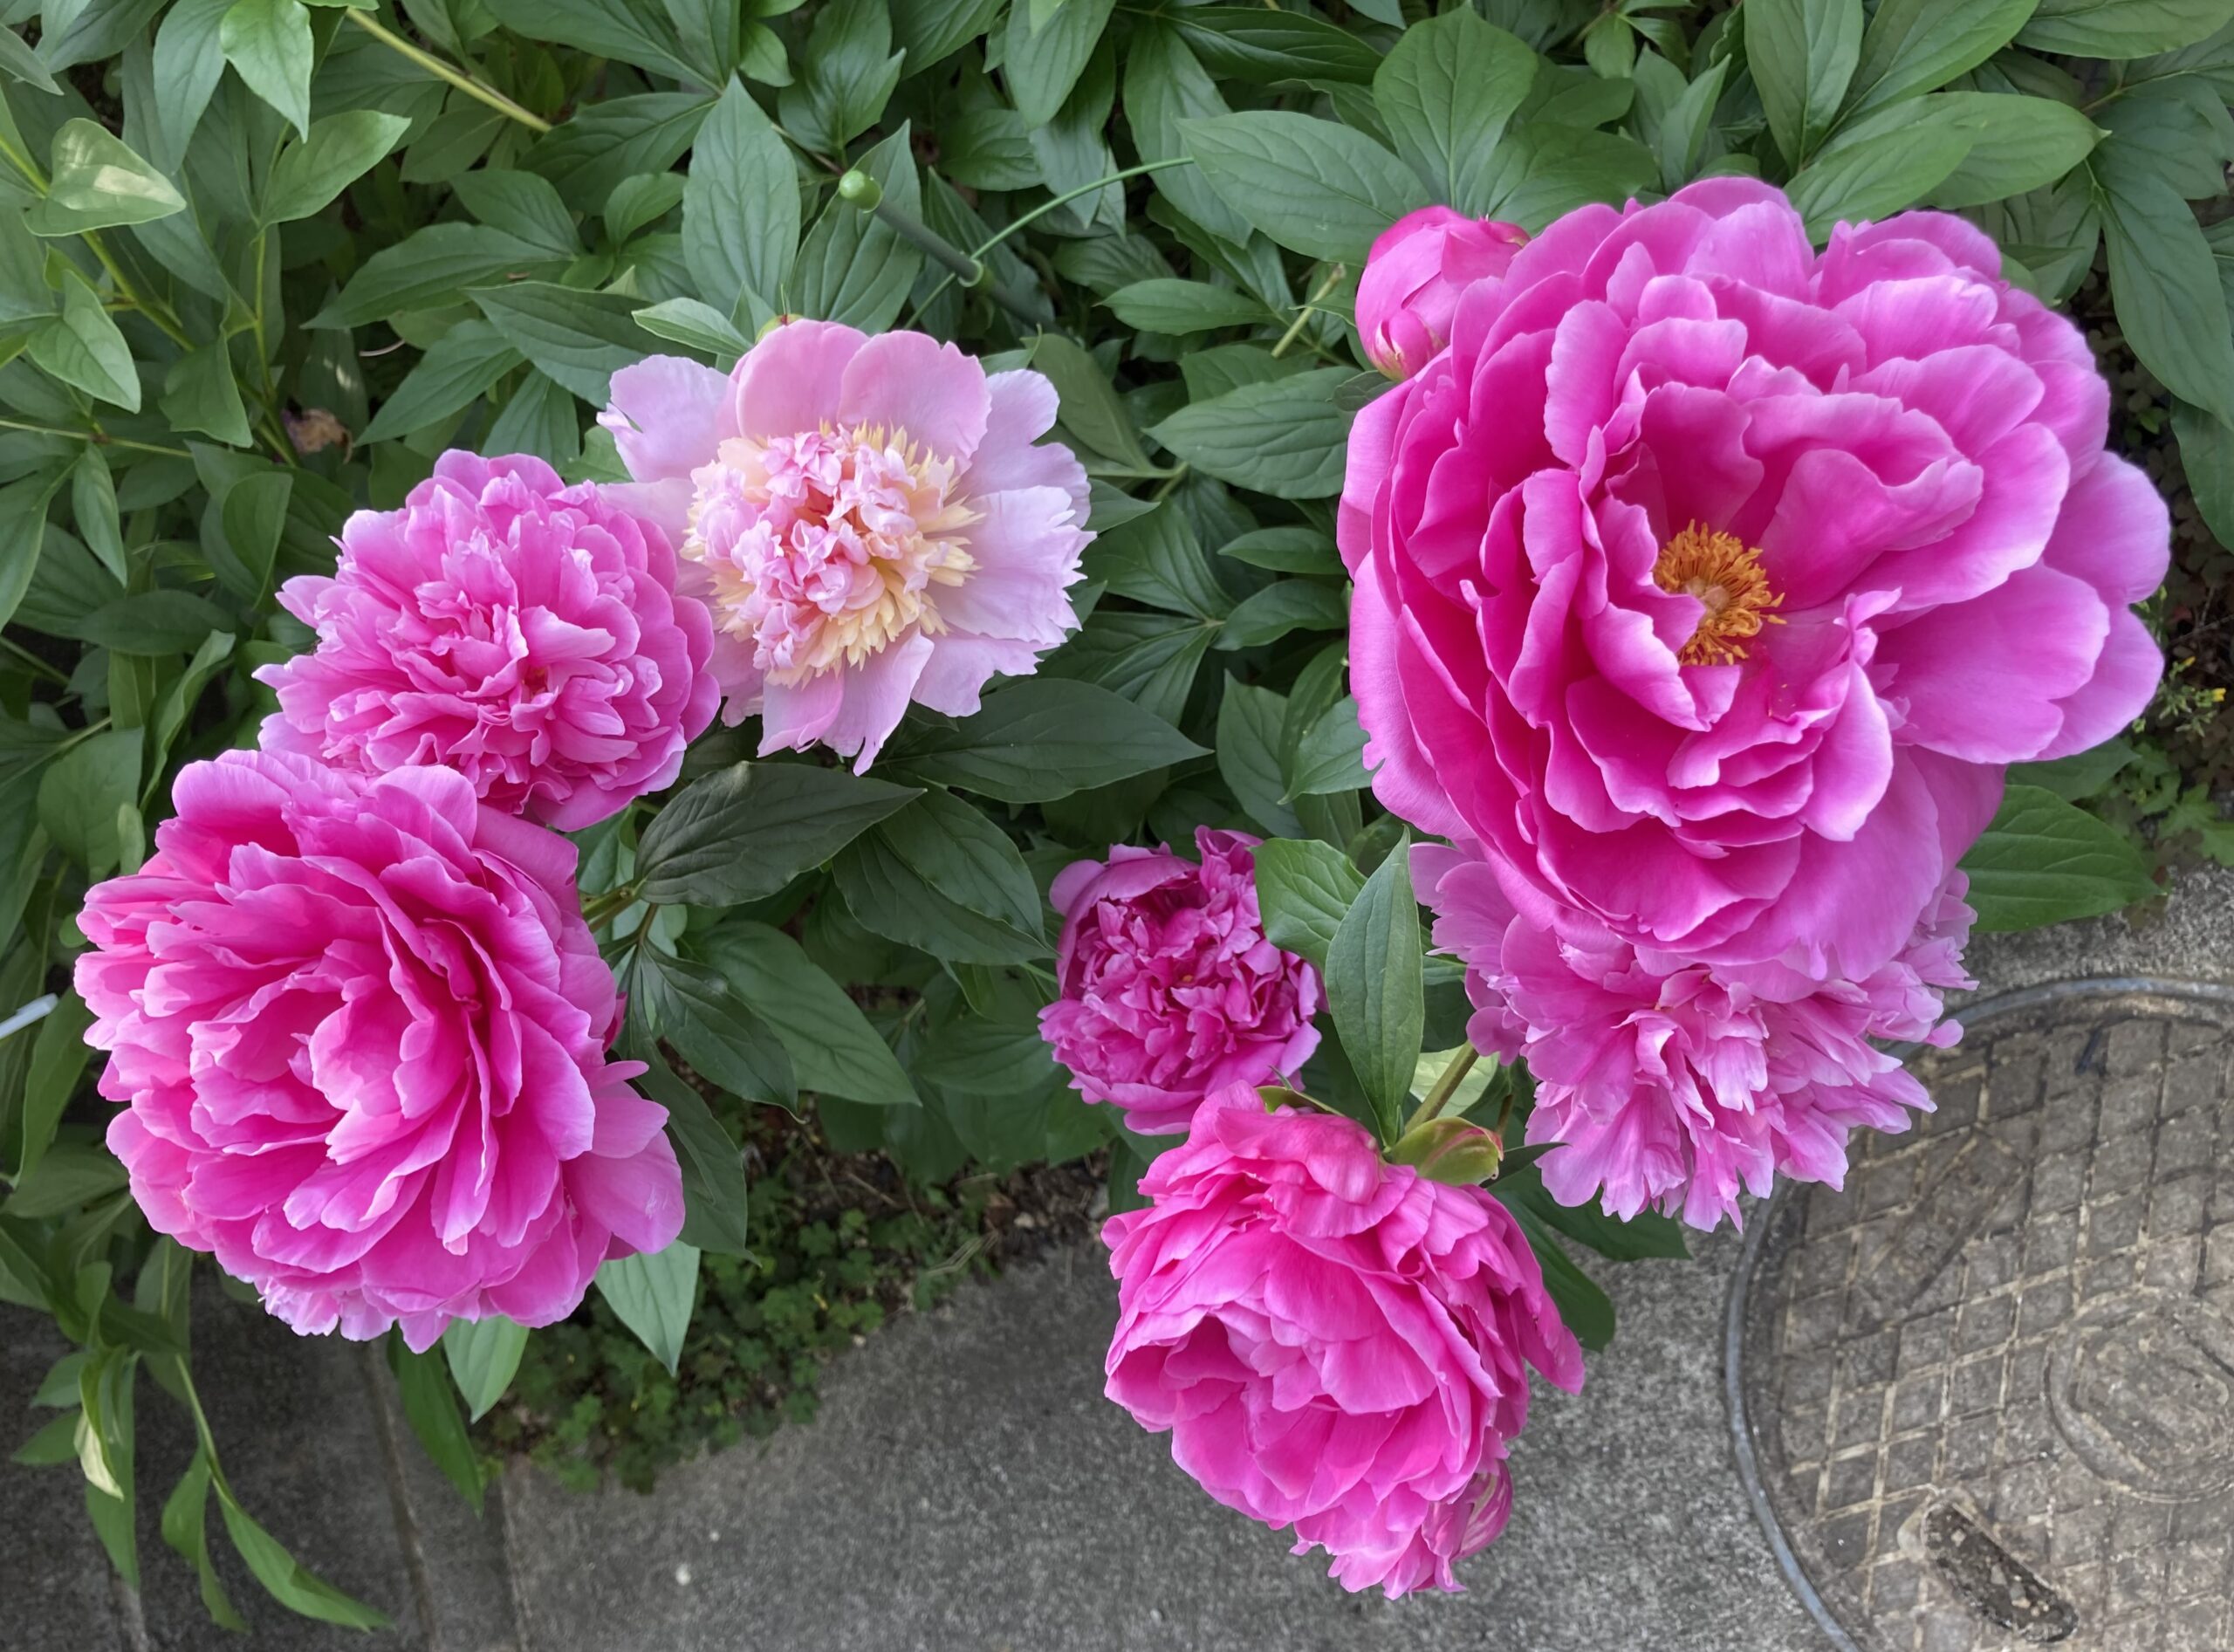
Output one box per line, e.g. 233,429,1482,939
1356,207,1529,379
1039,830,1322,1135
257,452,718,832
1419,842,1975,1230
599,322,1091,771
1104,1083,1583,1596
1341,180,2167,985
74,751,684,1351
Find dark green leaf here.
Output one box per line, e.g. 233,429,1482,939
469,281,651,404
2019,0,2234,58
634,949,799,1107
1374,9,1537,207
872,789,1043,938
1150,368,1379,500
1845,0,2040,119
386,1340,482,1511
1326,834,1422,1144
1216,675,1301,838
359,320,524,442
682,78,798,314
1103,278,1266,335
314,223,570,328
160,1454,245,1631
831,830,1049,964
1786,123,1972,241
263,110,409,223
695,922,916,1107
1216,580,1346,650
36,728,139,877
1181,111,1427,264
1004,0,1114,127
634,761,919,905
1168,6,1383,85
1745,0,1866,168
882,678,1207,803
72,591,231,656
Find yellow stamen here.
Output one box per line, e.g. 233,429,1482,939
1652,521,1783,667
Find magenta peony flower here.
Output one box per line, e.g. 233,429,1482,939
1039,830,1321,1135
257,452,718,831
1104,1083,1583,1596
74,751,684,1350
1356,206,1529,379
1419,842,1974,1230
1341,180,2167,985
599,321,1091,771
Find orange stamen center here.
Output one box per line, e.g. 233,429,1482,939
1652,522,1784,667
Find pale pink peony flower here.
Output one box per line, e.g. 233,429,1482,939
599,322,1091,771
1342,180,2166,986
1356,206,1529,379
1104,1082,1583,1596
1039,830,1321,1136
1419,841,1975,1230
257,452,718,831
74,751,683,1351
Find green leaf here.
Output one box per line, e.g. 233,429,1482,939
24,120,183,235
29,275,139,410
792,125,921,332
72,591,232,656
1168,6,1383,85
1103,278,1265,335
2010,737,2137,801
440,1316,530,1422
453,169,579,255
1043,610,1218,726
634,949,798,1108
2095,155,2234,426
1501,1169,1689,1261
478,0,698,79
15,1411,80,1464
1025,332,1155,472
1004,0,1114,127
1908,94,2102,208
160,1454,245,1632
70,449,122,584
2018,0,2234,58
359,320,524,442
483,370,579,465
216,470,290,603
37,727,139,877
219,0,313,135
620,1033,753,1257
526,93,713,212
1219,526,1341,578
832,830,1048,964
2173,399,2234,548
1091,504,1231,620
696,922,916,1107
1373,9,1537,207
469,281,651,404
1786,123,1972,242
1745,0,1866,168
150,0,232,170
1125,23,1254,246
160,346,253,449
262,110,410,223
881,678,1207,804
1252,836,1362,968
1844,0,2040,120
634,760,919,905
3,1140,129,1217
0,25,59,94
1150,368,1379,501
386,1340,482,1511
1326,833,1422,1144
1465,120,1659,230
684,77,798,314
1217,580,1347,651
314,223,570,328
915,1011,1061,1098
1181,111,1428,264
1285,695,1368,799
218,1489,389,1627
594,1244,700,1376
1958,783,2160,929
15,991,95,1185
874,789,1044,936
1502,1202,1615,1351
1216,675,1301,838
632,296,751,358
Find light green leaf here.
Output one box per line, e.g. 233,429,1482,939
24,120,182,235
1786,123,1971,241
160,346,253,448
386,1340,482,1511
593,1243,696,1386
632,296,750,358
1181,110,1428,264
219,1492,390,1628
219,0,313,135
28,275,139,410
313,223,569,328
1959,783,2160,929
683,77,798,314
263,110,411,223
159,1454,245,1631
440,1316,530,1422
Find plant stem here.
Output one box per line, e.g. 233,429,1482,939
345,9,552,133
909,157,1196,319
1410,1045,1480,1128
1271,264,1347,360
0,633,71,686
579,884,642,928
0,417,191,458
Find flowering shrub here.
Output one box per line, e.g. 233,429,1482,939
0,0,2217,1624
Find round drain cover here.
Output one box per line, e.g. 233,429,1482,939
1732,984,2234,1652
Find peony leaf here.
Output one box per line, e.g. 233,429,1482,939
882,678,1207,804
1325,834,1422,1145
594,1244,701,1379
1745,0,1866,169
2018,0,2234,58
1180,110,1427,264
1374,8,1537,205
386,1339,483,1511
635,760,920,905
683,79,798,319
1959,784,2161,929
1253,837,1363,968
440,1317,531,1423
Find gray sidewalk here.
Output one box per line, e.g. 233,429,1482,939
6,863,2231,1652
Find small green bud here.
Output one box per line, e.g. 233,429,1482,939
1388,1116,1504,1186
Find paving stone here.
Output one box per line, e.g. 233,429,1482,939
1736,986,2234,1652
499,1229,1827,1652
0,1313,121,1652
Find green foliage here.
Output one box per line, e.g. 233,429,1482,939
0,0,2219,1627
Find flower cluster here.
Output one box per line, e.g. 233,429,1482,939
1346,184,2164,1224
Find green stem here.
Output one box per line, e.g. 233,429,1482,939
0,129,192,348
345,9,552,134
910,157,1196,319
579,884,642,928
1271,264,1348,360
0,633,70,686
1410,1045,1480,1128
0,417,191,458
